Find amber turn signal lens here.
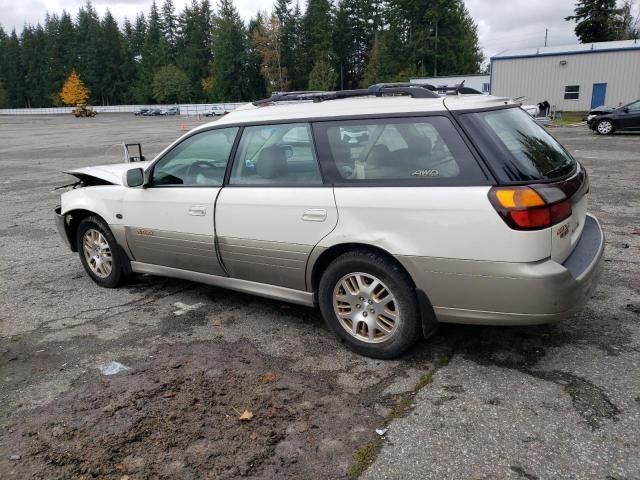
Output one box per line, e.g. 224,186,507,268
488,186,572,230
494,188,546,209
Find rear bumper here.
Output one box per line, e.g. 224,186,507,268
401,214,605,325
54,206,73,250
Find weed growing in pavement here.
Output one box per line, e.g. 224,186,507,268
347,351,451,478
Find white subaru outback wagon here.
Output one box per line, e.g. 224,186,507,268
54,84,604,359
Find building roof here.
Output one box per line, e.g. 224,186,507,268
492,39,640,60
199,95,514,130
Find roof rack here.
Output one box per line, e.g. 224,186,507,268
421,80,483,95
252,83,440,106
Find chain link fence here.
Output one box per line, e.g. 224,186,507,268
0,103,245,116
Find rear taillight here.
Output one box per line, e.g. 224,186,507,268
489,186,572,230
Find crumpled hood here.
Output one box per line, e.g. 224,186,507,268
65,161,152,185
589,105,615,115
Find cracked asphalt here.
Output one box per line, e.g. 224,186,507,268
0,114,639,479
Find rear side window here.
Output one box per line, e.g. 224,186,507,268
458,107,576,183
313,116,488,185
229,123,323,185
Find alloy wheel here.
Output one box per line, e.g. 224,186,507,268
597,120,613,135
333,272,400,343
82,229,113,278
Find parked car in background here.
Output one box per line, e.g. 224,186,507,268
520,105,539,117
134,108,149,116
587,99,640,135
54,84,604,359
163,106,180,116
204,106,229,117
143,108,163,116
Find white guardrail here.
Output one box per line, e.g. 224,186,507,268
0,103,245,116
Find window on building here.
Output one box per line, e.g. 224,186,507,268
564,85,580,100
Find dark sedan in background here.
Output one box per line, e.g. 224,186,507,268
587,99,640,135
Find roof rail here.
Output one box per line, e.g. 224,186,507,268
421,80,483,95
252,83,440,106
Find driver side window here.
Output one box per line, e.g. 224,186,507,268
152,127,239,186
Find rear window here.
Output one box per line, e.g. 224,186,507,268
313,116,489,185
459,107,576,183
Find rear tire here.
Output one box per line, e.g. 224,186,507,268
596,119,614,135
318,250,421,359
76,216,127,288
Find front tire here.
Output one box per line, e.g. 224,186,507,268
318,251,421,359
76,216,127,288
596,119,614,135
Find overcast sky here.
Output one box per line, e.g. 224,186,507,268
0,0,579,58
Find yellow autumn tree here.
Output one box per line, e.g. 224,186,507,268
58,70,90,106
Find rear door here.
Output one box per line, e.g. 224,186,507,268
123,127,239,275
215,122,337,290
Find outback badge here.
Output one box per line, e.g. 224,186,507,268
557,223,570,238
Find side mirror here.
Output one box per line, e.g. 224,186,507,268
623,107,629,113
125,168,145,188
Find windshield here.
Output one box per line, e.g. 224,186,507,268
624,100,640,112
459,107,576,182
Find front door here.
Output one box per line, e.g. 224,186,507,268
215,122,338,290
124,127,239,275
591,83,607,109
618,100,640,130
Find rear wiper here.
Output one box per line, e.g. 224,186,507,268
544,162,574,178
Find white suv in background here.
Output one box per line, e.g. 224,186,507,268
54,84,604,359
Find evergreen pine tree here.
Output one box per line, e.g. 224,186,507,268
301,0,334,86
162,0,179,62
3,30,23,107
177,0,214,101
122,18,140,103
75,1,102,102
288,1,306,89
21,24,50,107
138,1,169,102
246,15,268,99
566,0,624,43
96,10,125,105
211,0,249,101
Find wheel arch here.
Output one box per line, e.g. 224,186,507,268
308,242,414,292
307,242,439,339
63,209,109,252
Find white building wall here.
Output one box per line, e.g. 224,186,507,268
491,50,640,111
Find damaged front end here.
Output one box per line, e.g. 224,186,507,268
54,205,73,249
55,173,115,191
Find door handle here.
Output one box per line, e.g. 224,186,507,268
302,208,327,222
188,206,207,216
